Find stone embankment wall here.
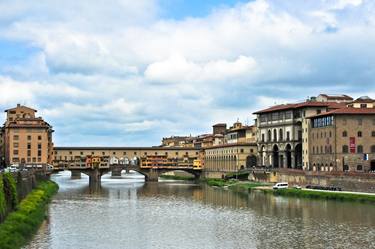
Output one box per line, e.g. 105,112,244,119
251,169,375,193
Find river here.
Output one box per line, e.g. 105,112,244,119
25,171,375,249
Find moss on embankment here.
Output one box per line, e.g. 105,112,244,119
0,180,59,249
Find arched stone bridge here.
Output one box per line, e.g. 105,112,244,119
69,164,202,184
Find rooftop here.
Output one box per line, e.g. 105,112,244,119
253,101,340,114
309,107,375,118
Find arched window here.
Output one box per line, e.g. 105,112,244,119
342,145,349,153
268,130,272,142
357,145,363,153
343,131,348,137
313,146,315,154
273,129,277,142
279,129,283,141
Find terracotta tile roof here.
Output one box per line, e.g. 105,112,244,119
308,107,375,118
319,94,353,100
4,105,37,112
253,101,338,114
350,96,375,103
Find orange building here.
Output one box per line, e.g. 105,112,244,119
1,104,54,166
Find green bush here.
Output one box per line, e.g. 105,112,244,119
0,175,6,221
0,180,58,249
3,173,18,210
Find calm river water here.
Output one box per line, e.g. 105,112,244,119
25,171,375,249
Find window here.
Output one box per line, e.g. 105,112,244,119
357,165,363,171
13,135,19,140
273,129,277,142
358,131,362,137
342,145,349,153
27,135,31,140
80,152,83,155
13,150,18,155
371,145,375,153
357,145,363,153
268,130,272,142
286,131,290,141
27,150,31,157
317,109,321,114
13,143,19,148
38,135,42,140
38,150,42,157
261,134,265,142
175,152,178,155
360,104,367,108
372,131,375,137
279,129,283,141
113,152,116,155
358,118,363,125
343,131,348,137
38,144,42,149
240,149,244,153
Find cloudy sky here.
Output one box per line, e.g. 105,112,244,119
0,0,375,146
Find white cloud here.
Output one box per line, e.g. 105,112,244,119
144,55,256,84
1,0,375,145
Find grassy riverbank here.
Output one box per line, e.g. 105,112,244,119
0,180,59,249
204,178,270,190
270,188,375,203
204,178,375,203
159,175,195,181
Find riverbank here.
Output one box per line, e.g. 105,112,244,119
204,178,375,203
204,178,271,190
0,180,58,249
159,175,195,181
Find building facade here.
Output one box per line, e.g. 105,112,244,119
2,104,54,166
254,99,347,170
204,143,258,178
309,105,375,172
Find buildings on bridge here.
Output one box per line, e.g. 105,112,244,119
52,147,200,169
0,104,54,167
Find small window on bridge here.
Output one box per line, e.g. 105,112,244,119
165,152,168,155
134,152,137,155
123,152,126,155
175,152,179,155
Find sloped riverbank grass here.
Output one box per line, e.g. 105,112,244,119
204,178,270,189
0,180,58,249
204,178,375,203
271,188,375,203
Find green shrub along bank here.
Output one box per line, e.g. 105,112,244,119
3,173,18,212
0,180,59,249
0,175,6,221
271,188,375,203
159,175,195,181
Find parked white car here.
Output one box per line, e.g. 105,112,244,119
273,182,288,190
4,165,19,173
